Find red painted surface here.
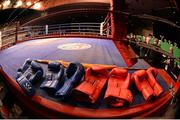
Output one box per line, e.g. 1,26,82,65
110,0,134,67
114,41,137,67
104,68,133,107
147,68,163,97
28,0,109,10
46,0,109,9
74,66,109,103
110,0,127,40
0,66,179,118
133,70,154,101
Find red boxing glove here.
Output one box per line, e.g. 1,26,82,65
73,66,109,103
104,68,133,107
132,70,154,101
146,67,163,97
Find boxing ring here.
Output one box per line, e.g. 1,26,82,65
0,18,178,118
0,37,151,79
0,0,179,116
0,37,179,118
0,37,125,77
0,37,169,101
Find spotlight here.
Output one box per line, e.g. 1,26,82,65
15,0,23,8
3,0,11,8
26,1,32,6
33,2,41,10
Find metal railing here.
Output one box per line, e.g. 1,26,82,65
0,22,111,49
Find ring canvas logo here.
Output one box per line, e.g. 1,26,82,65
58,43,91,50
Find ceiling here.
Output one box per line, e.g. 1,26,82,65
0,0,179,26
0,0,178,11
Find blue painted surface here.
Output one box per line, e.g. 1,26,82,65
0,37,127,78
132,59,150,69
0,37,169,107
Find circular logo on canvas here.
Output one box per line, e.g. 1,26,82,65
58,43,92,50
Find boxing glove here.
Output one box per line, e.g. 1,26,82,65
73,66,109,103
146,67,163,96
104,68,133,107
55,62,85,99
16,58,32,79
132,70,154,101
40,62,64,94
16,61,43,96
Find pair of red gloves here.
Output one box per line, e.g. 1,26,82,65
73,66,163,107
132,68,163,101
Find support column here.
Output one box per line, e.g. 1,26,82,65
110,0,137,67
45,25,48,35
100,22,104,36
15,21,19,44
0,31,2,50
110,0,127,40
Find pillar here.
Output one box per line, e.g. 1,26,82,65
0,31,2,50
110,0,127,40
100,22,104,36
15,21,20,44
45,25,48,35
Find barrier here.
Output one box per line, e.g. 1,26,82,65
0,31,2,50
0,22,110,49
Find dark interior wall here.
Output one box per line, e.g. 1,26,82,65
22,3,109,26
127,17,180,47
127,17,153,36
46,2,109,14
0,8,42,27
153,22,180,46
0,2,109,27
125,0,170,14
175,0,180,10
24,12,107,26
43,0,109,10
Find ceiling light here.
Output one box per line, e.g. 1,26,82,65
15,0,23,8
26,1,32,6
33,2,41,10
3,0,11,8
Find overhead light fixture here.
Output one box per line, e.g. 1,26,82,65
15,0,23,8
3,0,11,8
33,2,41,10
26,1,32,6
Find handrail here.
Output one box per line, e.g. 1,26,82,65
132,14,180,29
0,22,110,50
128,40,179,60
